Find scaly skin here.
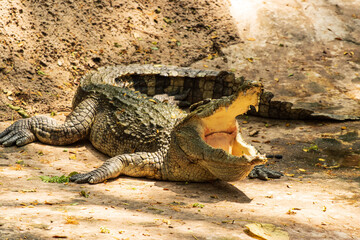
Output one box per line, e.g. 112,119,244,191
0,97,97,146
1,66,286,183
75,64,236,106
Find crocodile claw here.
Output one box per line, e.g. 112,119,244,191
248,164,283,181
0,120,36,147
70,172,97,184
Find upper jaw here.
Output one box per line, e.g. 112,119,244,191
197,82,264,159
198,82,262,135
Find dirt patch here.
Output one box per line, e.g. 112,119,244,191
0,0,239,121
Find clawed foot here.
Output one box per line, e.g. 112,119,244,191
0,119,36,147
70,172,100,184
248,164,283,180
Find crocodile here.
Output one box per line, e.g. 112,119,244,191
0,66,286,183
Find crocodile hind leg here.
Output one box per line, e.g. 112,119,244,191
248,165,283,180
153,89,191,107
70,151,163,183
0,97,98,147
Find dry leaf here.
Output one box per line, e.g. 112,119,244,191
65,216,79,225
245,223,289,240
10,164,23,171
286,209,296,215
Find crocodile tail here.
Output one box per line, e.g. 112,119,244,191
247,91,315,120
247,91,359,120
79,65,358,120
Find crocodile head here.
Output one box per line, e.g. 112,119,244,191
173,81,267,181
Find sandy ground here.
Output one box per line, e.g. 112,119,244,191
1,0,360,239
0,115,359,240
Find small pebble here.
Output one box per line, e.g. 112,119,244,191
249,130,259,137
266,154,283,159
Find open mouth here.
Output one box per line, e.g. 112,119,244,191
200,85,262,157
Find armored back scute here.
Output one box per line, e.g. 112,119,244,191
74,64,240,109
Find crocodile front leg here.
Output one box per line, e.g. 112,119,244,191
0,97,98,146
70,151,164,183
